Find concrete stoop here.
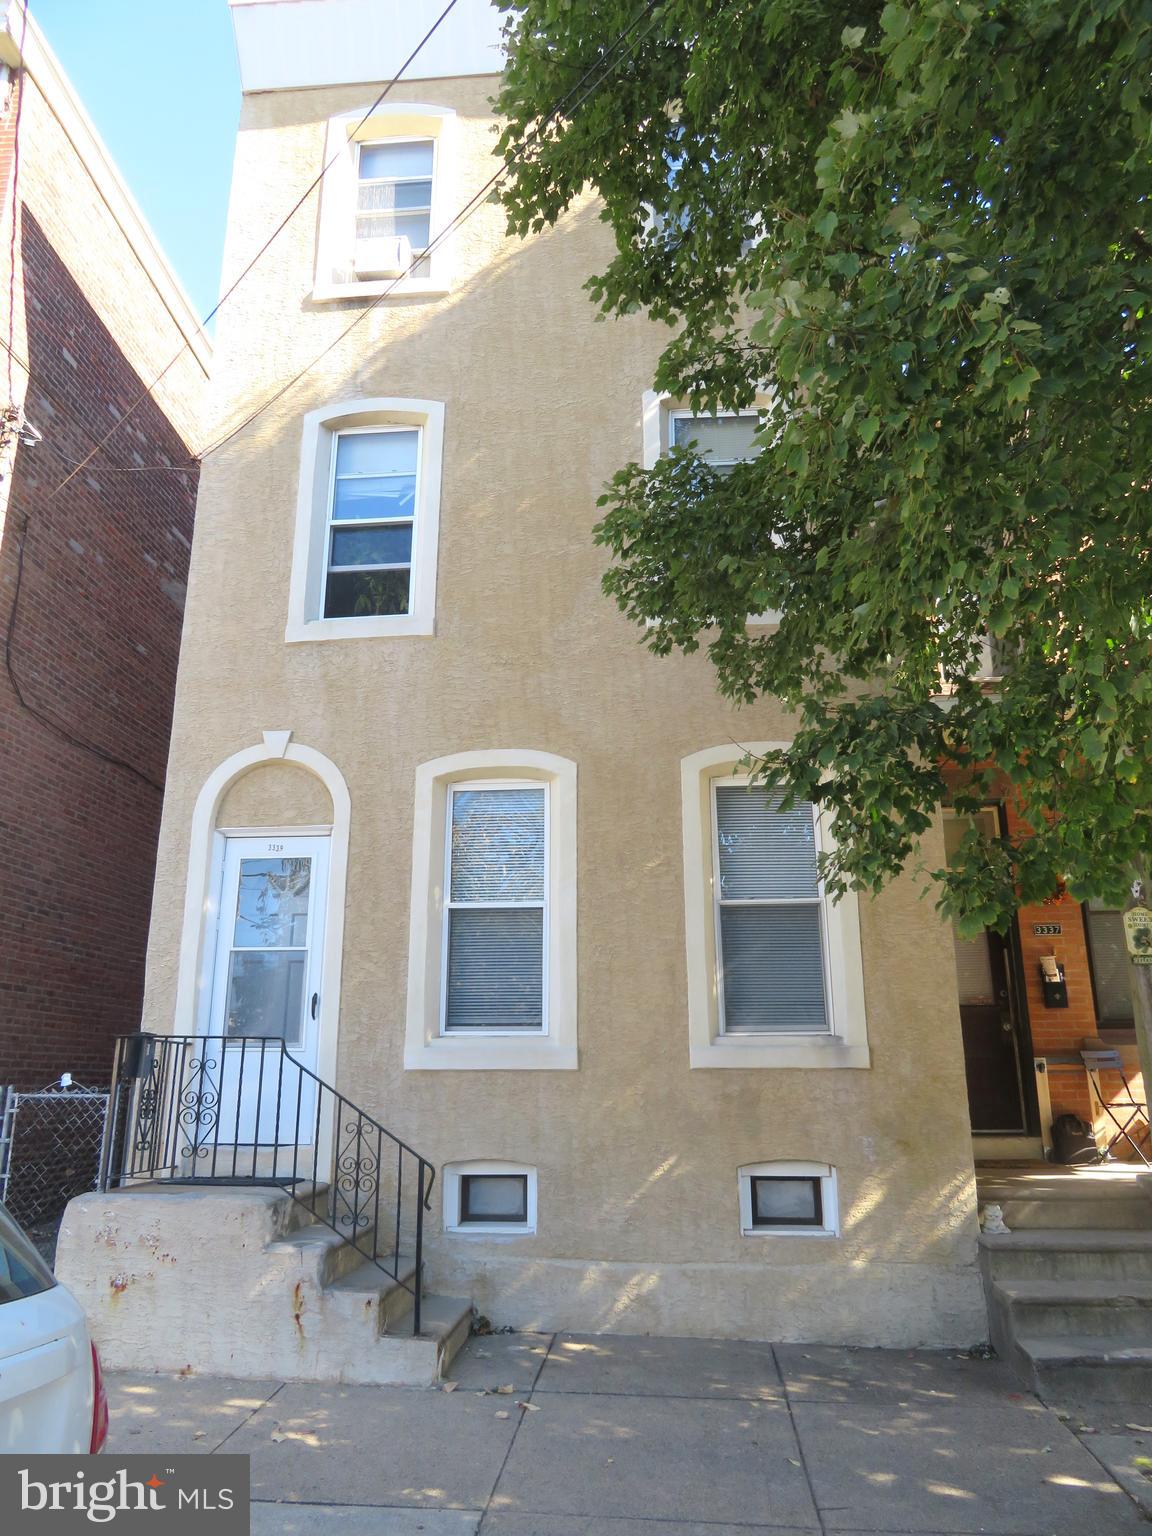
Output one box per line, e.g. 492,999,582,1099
978,1181,1152,1402
55,1184,471,1386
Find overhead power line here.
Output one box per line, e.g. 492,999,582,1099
193,0,666,464
3,0,462,790
45,0,462,501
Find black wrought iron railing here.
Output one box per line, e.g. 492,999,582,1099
99,1033,435,1335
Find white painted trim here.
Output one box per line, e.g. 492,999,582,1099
313,103,457,302
405,750,578,1071
286,397,444,642
737,1161,840,1238
680,743,869,1069
171,731,350,1091
442,1159,538,1237
1,5,210,373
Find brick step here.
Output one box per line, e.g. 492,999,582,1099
992,1278,1152,1338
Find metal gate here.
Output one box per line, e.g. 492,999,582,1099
0,1075,109,1247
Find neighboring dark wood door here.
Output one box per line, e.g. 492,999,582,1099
957,928,1028,1132
945,808,1030,1134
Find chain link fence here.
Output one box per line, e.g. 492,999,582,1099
0,1076,109,1259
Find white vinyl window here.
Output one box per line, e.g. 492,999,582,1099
669,411,761,472
287,398,444,643
354,138,434,277
442,784,548,1035
443,1161,539,1235
738,1162,839,1237
681,746,868,1069
323,426,420,620
314,104,456,301
712,780,831,1035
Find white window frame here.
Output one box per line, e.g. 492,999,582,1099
641,390,778,627
314,103,457,301
440,780,550,1038
711,775,832,1038
405,750,578,1071
322,423,421,621
738,1162,839,1238
667,408,761,472
354,135,435,256
681,743,869,1069
443,1160,538,1237
287,397,444,643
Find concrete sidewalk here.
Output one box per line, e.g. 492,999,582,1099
106,1333,1152,1534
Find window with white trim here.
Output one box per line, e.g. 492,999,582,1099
680,744,869,1069
324,426,420,619
443,784,548,1034
315,104,456,301
642,394,777,625
443,1161,538,1235
738,1162,839,1237
405,750,578,1071
669,411,761,472
286,398,444,643
713,780,829,1035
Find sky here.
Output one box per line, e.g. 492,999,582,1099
32,0,240,321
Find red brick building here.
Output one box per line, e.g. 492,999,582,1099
0,11,209,1091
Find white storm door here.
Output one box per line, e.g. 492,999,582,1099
200,834,330,1165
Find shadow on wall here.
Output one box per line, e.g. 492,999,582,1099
0,205,200,1090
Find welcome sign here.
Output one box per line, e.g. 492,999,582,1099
0,1457,249,1532
1123,905,1152,965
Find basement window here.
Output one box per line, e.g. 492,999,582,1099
444,1162,537,1235
738,1162,838,1237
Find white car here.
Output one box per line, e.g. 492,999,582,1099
0,1202,107,1454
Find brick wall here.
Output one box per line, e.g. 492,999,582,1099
0,63,205,1091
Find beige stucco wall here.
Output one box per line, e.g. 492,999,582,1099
138,75,985,1344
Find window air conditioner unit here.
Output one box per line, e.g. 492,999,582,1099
354,235,411,280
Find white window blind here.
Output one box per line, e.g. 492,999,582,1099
356,140,433,252
324,428,418,619
714,785,829,1033
671,413,760,472
444,787,546,1032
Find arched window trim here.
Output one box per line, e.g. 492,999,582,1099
286,396,445,643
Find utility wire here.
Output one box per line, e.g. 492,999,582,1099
45,0,462,501
3,0,462,789
194,0,665,465
5,0,666,791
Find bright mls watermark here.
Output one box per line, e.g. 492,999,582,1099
0,1456,249,1531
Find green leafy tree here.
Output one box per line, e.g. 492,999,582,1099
496,0,1152,960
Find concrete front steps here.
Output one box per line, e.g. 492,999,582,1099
57,1182,472,1386
978,1173,1152,1400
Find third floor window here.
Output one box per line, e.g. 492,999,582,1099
354,139,434,278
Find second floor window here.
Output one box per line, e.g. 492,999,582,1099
713,782,830,1034
670,412,760,472
444,785,547,1034
324,427,420,619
